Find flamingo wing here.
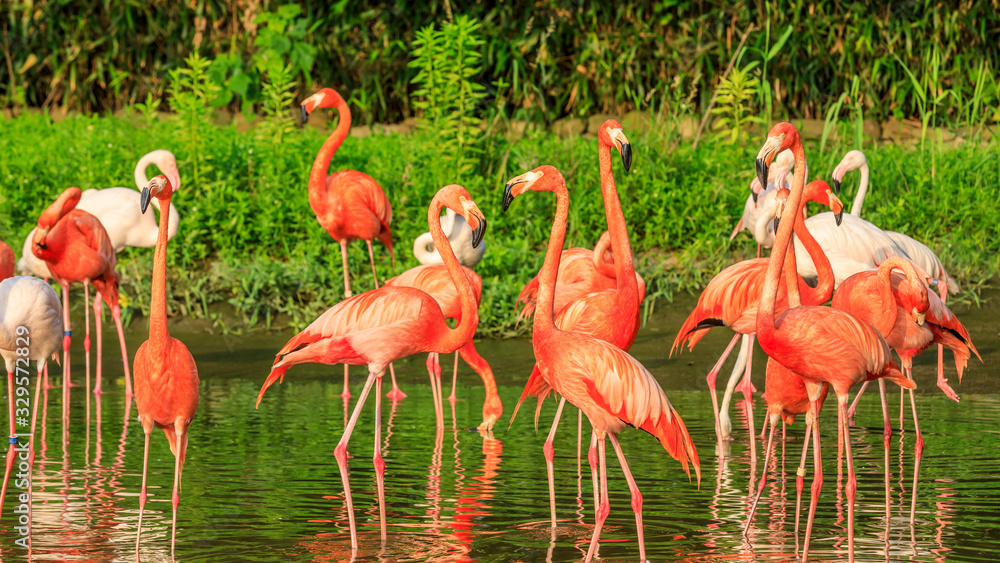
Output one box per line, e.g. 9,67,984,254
924,289,981,363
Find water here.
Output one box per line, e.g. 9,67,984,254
2,289,998,562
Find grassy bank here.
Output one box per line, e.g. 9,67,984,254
1,112,997,336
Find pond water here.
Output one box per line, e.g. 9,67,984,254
1,289,998,562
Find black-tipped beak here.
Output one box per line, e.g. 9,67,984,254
502,182,516,213
300,105,309,125
835,209,844,226
772,216,780,234
831,177,841,195
755,158,769,195
752,191,759,205
140,186,152,214
620,142,632,173
471,217,487,248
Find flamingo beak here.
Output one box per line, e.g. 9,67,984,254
911,307,926,326
755,134,784,193
827,190,844,226
620,141,632,172
471,216,487,248
502,179,527,213
140,185,152,214
33,228,49,250
772,215,780,234
300,105,309,125
831,176,842,195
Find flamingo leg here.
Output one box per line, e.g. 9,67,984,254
93,292,104,395
339,239,353,298
334,371,379,552
847,380,868,421
84,282,91,400
426,353,443,430
366,240,381,290
446,352,459,404
543,397,567,527
708,333,741,448
908,387,924,526
135,421,152,555
899,385,905,432
170,423,186,557
61,283,72,389
746,414,777,533
738,335,757,464
385,362,406,400
878,379,892,525
840,395,857,563
1,371,14,515
608,433,645,561
576,409,582,478
110,305,132,399
794,416,812,556
342,365,352,400
584,435,609,563
802,398,824,563
373,376,387,543
720,335,750,442
588,431,599,514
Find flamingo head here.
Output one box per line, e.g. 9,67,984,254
153,150,181,194
898,279,930,326
830,149,867,195
300,88,343,124
749,149,794,205
756,122,800,191
141,175,174,214
33,187,82,253
502,165,564,213
772,187,791,234
805,180,844,226
597,119,632,172
438,185,487,249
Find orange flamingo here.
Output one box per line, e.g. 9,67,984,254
0,241,13,281
256,184,486,552
133,175,200,556
671,179,841,453
382,263,503,431
300,87,397,400
31,188,133,398
502,165,699,562
515,238,615,324
508,122,644,525
754,122,916,562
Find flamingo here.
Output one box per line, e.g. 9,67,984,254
255,184,486,552
0,242,13,281
754,122,916,562
502,165,699,562
31,188,132,398
730,148,797,254
413,208,486,268
300,87,397,401
831,149,959,296
133,175,200,556
0,276,62,532
507,122,644,525
17,149,181,277
671,180,842,453
382,263,503,431
515,236,618,324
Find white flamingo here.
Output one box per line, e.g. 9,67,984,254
413,208,486,268
17,149,181,276
831,149,958,296
0,276,62,529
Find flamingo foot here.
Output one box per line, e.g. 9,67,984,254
446,392,457,405
93,386,104,395
385,386,407,400
936,377,960,403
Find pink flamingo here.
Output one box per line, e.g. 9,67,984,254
133,175,200,556
503,165,699,562
671,180,841,453
31,188,133,399
754,122,916,562
300,87,398,400
508,122,644,525
382,263,503,431
256,184,486,552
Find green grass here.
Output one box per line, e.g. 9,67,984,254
1,112,997,336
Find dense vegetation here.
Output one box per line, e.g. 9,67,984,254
1,110,996,335
3,1,999,128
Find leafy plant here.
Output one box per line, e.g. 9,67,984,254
168,52,220,188
710,60,761,145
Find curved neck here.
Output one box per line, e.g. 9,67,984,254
850,162,869,217
758,141,807,343
532,181,571,335
796,204,835,305
593,231,613,277
597,144,639,308
149,194,172,347
309,101,351,192
412,232,437,263
784,231,802,308
430,200,478,351
873,256,920,335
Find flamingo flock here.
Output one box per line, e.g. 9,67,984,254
1,85,984,563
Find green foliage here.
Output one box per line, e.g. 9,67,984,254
168,53,220,188
710,64,760,144
1,112,996,336
409,15,487,182
252,5,319,79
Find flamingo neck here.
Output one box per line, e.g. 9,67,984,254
873,256,920,335
796,203,834,305
533,180,570,336
784,232,801,308
429,199,478,351
309,100,352,194
758,141,807,344
149,194,172,348
850,162,869,217
598,144,639,313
